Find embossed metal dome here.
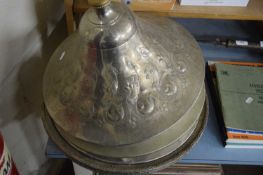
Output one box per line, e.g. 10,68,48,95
42,0,207,173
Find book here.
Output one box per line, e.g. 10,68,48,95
207,61,263,148
179,0,250,7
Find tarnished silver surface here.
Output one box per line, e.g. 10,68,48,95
56,85,205,164
42,0,206,170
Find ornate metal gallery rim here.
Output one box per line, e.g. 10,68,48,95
42,97,208,173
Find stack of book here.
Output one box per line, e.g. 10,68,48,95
207,61,263,148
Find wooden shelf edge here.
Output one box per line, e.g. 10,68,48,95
137,11,263,21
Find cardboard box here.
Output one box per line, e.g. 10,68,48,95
129,0,176,11
179,0,250,7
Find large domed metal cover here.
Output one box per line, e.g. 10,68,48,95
42,0,207,173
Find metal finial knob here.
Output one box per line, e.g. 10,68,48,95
88,0,111,7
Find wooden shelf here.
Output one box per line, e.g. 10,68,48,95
74,0,263,20
64,0,263,33
156,0,263,20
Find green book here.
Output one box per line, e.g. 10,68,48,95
215,63,263,140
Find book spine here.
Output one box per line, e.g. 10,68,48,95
227,139,263,144
227,128,263,135
225,144,263,149
227,132,263,140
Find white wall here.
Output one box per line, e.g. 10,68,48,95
0,0,64,174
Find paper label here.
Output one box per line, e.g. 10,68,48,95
236,40,248,46
179,0,249,6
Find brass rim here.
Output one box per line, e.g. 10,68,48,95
88,0,111,7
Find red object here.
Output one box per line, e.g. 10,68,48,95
0,134,19,175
